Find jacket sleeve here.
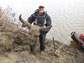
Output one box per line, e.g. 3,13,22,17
27,14,36,24
45,14,52,33
46,14,52,26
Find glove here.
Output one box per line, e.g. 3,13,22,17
40,30,49,34
22,23,26,27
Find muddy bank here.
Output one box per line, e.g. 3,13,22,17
0,10,84,63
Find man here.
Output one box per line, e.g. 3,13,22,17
22,6,52,52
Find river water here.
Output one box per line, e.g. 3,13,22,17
0,0,84,45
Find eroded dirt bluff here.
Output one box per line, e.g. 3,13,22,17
0,10,84,63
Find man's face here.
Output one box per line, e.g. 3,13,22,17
39,8,45,14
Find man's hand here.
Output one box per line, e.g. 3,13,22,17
40,30,48,34
22,23,26,27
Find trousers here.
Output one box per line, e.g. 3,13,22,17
39,31,46,51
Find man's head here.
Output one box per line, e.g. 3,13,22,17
39,6,45,15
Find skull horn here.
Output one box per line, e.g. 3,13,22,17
19,14,31,29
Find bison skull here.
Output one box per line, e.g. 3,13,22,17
19,14,52,38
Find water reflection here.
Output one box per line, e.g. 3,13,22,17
0,0,84,44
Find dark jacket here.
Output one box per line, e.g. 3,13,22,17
28,9,52,33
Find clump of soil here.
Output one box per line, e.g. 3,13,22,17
0,9,84,63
